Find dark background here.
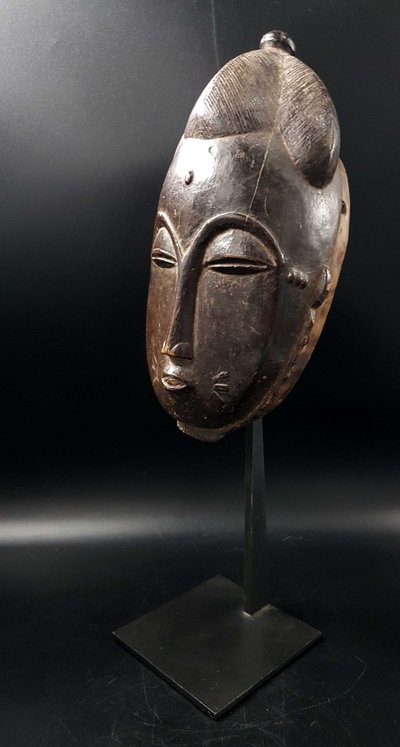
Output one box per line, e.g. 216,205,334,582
1,1,399,745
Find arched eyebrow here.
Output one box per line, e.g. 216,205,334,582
154,213,183,260
156,211,283,267
196,213,283,266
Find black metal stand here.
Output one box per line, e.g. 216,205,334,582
244,418,269,614
114,419,321,718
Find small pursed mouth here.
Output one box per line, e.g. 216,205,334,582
161,375,188,392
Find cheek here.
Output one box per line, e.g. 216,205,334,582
194,271,278,387
146,265,177,366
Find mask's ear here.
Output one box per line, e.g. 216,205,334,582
279,55,340,188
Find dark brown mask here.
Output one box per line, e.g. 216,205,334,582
146,31,350,441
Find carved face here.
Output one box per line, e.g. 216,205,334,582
146,40,350,441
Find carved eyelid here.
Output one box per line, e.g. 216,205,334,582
204,257,271,275
153,217,182,259
151,226,179,267
205,256,271,267
152,248,177,268
203,231,278,271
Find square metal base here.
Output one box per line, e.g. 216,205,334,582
113,575,321,719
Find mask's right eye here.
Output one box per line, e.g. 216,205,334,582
152,248,177,268
151,228,177,268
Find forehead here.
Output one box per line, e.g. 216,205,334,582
157,136,342,266
158,136,267,243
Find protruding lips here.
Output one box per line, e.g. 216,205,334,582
161,374,188,392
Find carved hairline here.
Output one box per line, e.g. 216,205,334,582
184,48,340,188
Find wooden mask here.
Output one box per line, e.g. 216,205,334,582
146,31,350,441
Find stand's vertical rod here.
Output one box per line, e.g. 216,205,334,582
243,418,269,615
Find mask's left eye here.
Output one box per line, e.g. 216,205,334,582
152,228,177,268
203,229,277,276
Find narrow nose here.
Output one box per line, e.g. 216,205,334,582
162,341,192,358
162,256,197,360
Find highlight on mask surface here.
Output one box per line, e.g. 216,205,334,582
146,30,350,442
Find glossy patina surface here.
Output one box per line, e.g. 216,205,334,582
146,31,350,441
